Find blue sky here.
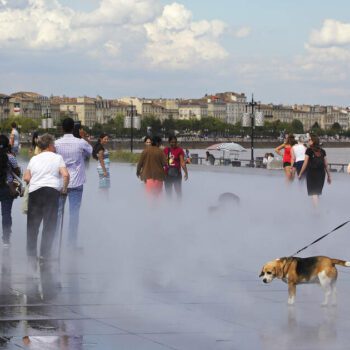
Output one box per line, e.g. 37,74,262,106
1,0,350,106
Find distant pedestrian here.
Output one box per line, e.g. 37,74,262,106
30,132,40,156
0,135,21,247
164,136,188,198
55,118,92,249
291,136,306,176
206,151,215,165
92,133,110,190
137,135,167,197
298,135,331,207
9,122,20,156
184,149,192,164
23,134,69,261
275,134,296,182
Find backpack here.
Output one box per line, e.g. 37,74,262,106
310,149,324,169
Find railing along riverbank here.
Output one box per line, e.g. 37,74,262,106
191,155,348,173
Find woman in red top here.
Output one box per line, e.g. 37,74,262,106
275,134,296,182
164,136,188,198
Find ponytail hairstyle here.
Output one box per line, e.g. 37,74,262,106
92,133,108,160
0,135,10,184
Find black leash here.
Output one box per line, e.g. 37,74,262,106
282,220,350,278
290,220,350,258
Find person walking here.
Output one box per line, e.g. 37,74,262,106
298,135,331,207
92,133,110,190
9,122,20,156
291,136,306,176
55,118,92,249
0,135,21,247
136,135,167,197
23,134,69,260
164,136,188,198
275,134,296,182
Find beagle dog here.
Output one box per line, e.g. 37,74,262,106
259,256,350,305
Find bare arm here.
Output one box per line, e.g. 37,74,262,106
9,131,14,146
23,169,31,184
179,154,188,180
298,155,309,178
59,167,70,193
274,143,285,156
290,147,295,168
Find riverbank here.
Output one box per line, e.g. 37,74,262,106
19,139,350,151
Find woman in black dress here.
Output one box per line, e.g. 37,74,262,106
298,135,331,206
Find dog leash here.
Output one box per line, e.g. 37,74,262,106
282,220,350,278
290,220,350,257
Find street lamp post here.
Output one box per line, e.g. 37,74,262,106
45,108,50,131
246,95,258,167
130,101,134,153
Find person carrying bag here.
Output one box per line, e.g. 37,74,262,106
0,135,21,246
164,136,188,199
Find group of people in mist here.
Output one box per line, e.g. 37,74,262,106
274,133,332,207
0,118,114,270
0,118,342,267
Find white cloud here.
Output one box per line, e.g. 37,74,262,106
0,0,231,70
309,19,350,47
144,3,228,69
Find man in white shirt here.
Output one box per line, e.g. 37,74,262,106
55,118,92,249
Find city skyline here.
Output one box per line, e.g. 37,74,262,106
1,0,350,106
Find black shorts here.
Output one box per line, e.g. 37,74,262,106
283,162,291,168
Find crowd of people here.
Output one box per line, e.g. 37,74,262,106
0,119,341,266
0,121,191,267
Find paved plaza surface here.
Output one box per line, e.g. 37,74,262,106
1,163,350,349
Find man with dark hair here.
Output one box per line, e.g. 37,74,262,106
55,118,92,249
9,122,20,156
136,135,167,197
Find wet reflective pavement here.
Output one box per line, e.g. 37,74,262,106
1,163,350,349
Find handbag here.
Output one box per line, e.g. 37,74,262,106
7,172,25,198
167,148,180,177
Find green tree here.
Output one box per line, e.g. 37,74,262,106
291,119,304,134
330,122,342,133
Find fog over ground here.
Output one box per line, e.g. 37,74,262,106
3,162,350,349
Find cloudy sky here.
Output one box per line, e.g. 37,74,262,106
1,0,350,106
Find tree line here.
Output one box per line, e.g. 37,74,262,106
0,115,347,139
